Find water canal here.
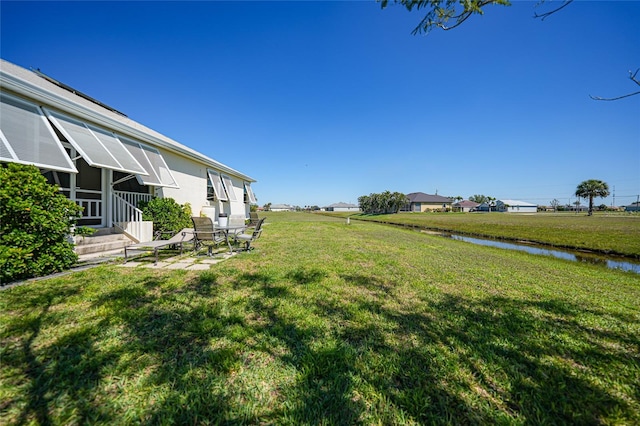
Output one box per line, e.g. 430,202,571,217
443,234,640,274
358,219,640,274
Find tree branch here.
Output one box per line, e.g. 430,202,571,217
590,69,640,101
630,68,640,86
406,0,506,35
436,10,475,31
533,0,574,21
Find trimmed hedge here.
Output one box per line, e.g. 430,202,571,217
0,163,82,284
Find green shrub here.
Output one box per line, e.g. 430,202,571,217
139,197,192,239
0,163,82,284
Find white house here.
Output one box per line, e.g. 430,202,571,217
496,199,538,213
270,204,295,212
0,59,256,243
325,202,359,212
477,199,537,213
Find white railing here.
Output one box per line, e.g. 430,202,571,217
112,190,153,207
76,198,102,219
112,192,150,243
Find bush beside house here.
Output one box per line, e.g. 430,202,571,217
0,164,82,284
138,197,192,239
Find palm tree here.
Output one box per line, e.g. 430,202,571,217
575,179,610,216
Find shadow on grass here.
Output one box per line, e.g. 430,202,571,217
237,270,364,423
2,272,243,424
323,273,638,424
257,269,639,423
1,285,115,425
2,268,638,423
286,267,328,285
90,274,243,423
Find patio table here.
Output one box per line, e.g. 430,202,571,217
215,224,247,254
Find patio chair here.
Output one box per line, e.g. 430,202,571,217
192,216,227,256
228,215,247,236
247,211,260,227
233,217,265,251
124,228,194,265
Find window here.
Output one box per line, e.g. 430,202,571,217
43,169,71,197
44,109,147,175
221,175,237,202
206,174,216,201
207,170,227,201
113,171,149,193
244,182,256,204
118,136,179,188
0,93,76,173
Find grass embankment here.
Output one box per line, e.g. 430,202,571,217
340,212,640,258
1,212,639,424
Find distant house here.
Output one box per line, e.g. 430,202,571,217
625,202,640,212
563,204,588,212
497,199,537,213
476,202,493,212
453,200,479,212
325,202,359,212
270,204,294,212
477,199,537,213
403,192,453,212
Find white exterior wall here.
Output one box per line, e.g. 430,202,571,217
157,148,207,214
505,206,537,213
159,149,249,220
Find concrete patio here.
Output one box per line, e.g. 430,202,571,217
3,250,238,290
76,246,240,270
117,251,237,270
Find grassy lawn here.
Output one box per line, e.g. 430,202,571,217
342,211,640,258
1,212,639,424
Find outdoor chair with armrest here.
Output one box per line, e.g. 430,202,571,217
247,211,260,227
124,228,194,265
192,216,227,256
233,217,265,251
228,215,247,236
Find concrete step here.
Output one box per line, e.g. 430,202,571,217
89,227,117,237
74,229,133,256
77,248,126,264
74,239,131,256
75,232,130,246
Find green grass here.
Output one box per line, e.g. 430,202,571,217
340,211,640,258
1,212,639,424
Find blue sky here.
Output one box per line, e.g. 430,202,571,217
2,1,638,207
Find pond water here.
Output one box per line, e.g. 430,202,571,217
444,234,640,274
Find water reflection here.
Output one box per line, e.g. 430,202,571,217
447,235,640,274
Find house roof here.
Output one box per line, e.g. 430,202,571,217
270,204,293,209
0,59,255,182
406,192,452,203
454,200,480,208
497,199,537,207
327,202,358,208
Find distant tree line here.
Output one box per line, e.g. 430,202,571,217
358,191,407,214
468,194,496,205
